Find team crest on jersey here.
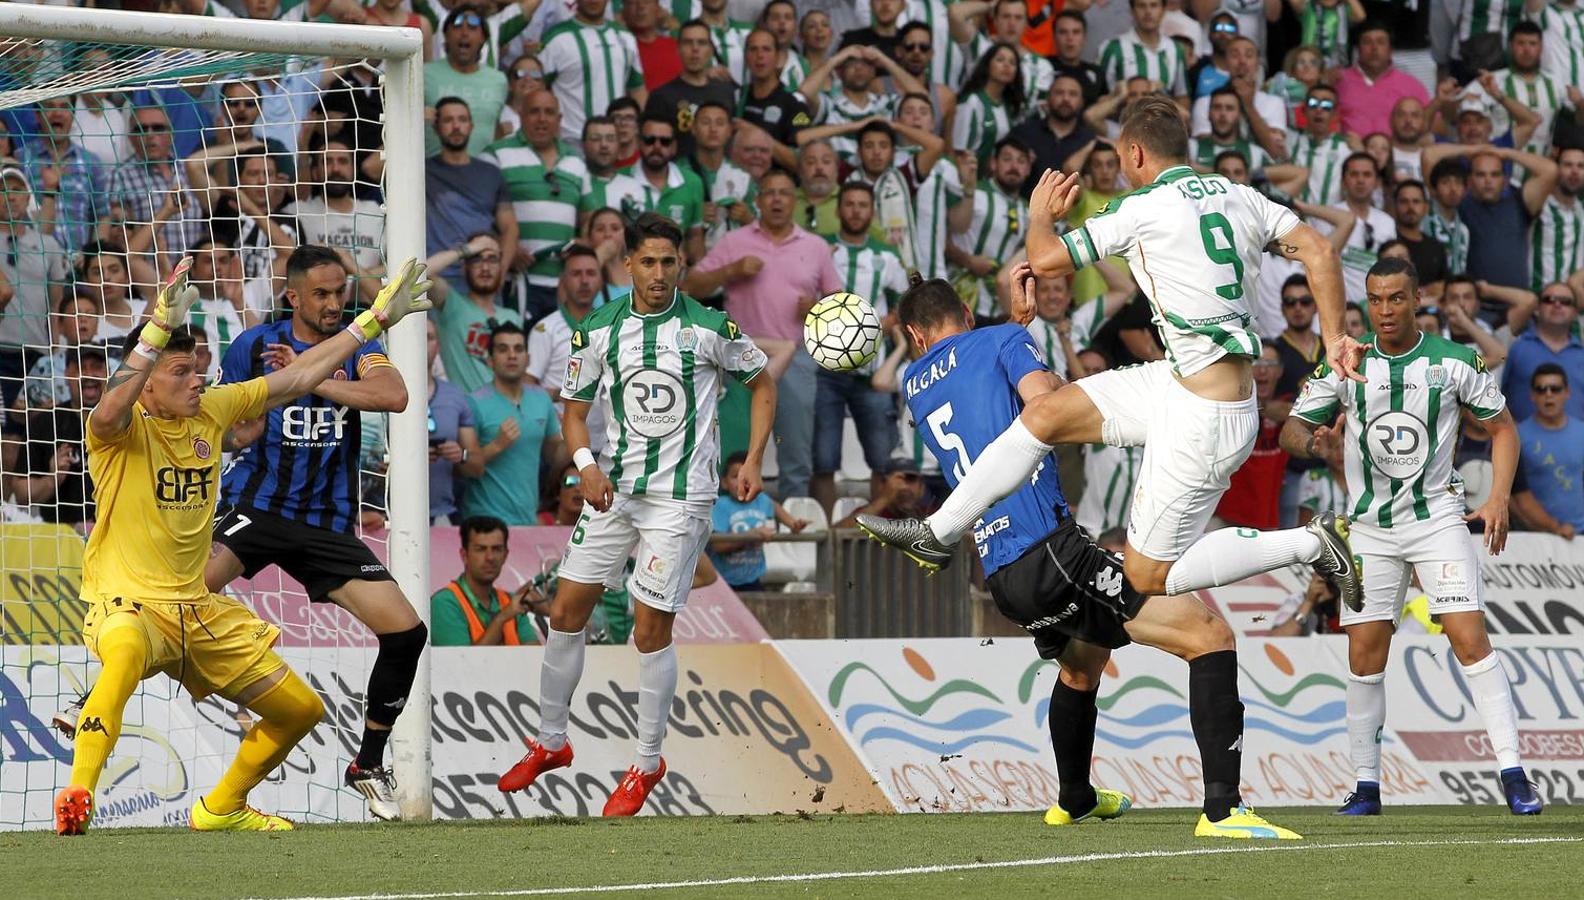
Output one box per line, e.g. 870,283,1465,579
193,438,212,460
677,327,697,351
1426,365,1447,389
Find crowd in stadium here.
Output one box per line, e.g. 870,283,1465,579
1,0,1583,584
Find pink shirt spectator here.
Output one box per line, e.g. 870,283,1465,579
694,223,842,342
1334,65,1429,139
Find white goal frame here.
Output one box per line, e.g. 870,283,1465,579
0,4,433,820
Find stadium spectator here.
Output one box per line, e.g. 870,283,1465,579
130,78,220,159
801,45,923,165
483,90,586,321
108,104,202,260
1391,180,1448,298
540,0,647,144
794,140,841,238
426,318,481,526
540,461,585,526
608,97,643,170
1287,85,1349,206
953,42,1027,165
632,115,706,260
1439,146,1558,303
74,243,149,343
19,343,103,527
689,102,756,247
949,136,1031,321
581,207,634,305
759,0,806,90
426,97,518,279
709,451,809,591
1386,97,1430,185
1188,36,1284,157
1190,86,1276,172
730,119,775,180
1186,8,1237,99
1010,74,1094,198
798,9,836,80
1215,344,1287,530
1096,0,1188,104
424,5,509,157
1513,363,1584,538
1333,21,1428,141
1531,0,1584,88
25,293,103,411
497,56,546,137
645,20,739,158
1318,153,1395,302
738,29,809,171
185,238,251,379
698,0,752,83
1049,10,1106,107
579,116,646,218
833,457,935,527
1530,146,1584,294
962,0,1058,110
1425,158,1471,274
687,167,841,499
623,0,680,91
286,135,385,289
1503,283,1584,423
19,95,105,255
463,321,566,525
431,516,547,646
1429,76,1539,154
893,21,958,132
839,0,907,57
525,245,606,450
1267,572,1339,636
1441,275,1525,369
426,233,521,394
0,165,68,408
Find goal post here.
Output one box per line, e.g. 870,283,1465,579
0,4,431,823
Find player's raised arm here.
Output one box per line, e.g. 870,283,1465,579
89,258,199,442
1268,221,1368,382
261,258,431,409
1025,169,1085,280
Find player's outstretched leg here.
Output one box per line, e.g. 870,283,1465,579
1151,512,1361,610
1124,594,1302,839
1044,642,1132,826
333,581,427,821
1338,621,1391,816
603,603,679,817
1440,613,1541,815
192,667,323,832
56,618,149,835
500,580,605,794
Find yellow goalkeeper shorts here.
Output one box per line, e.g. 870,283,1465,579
82,593,284,701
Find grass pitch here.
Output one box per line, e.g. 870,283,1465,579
9,806,1584,899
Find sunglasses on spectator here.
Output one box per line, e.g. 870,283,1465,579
563,474,582,487
513,67,542,80
641,134,675,146
1282,295,1315,307
1212,22,1238,34
135,121,170,133
449,12,483,28
1533,383,1567,394
902,42,931,52
1541,293,1576,307
543,171,562,197
1306,98,1336,110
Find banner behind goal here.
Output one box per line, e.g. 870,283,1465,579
0,6,430,829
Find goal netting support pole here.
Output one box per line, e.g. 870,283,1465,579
0,5,431,823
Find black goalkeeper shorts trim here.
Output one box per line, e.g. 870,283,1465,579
985,516,1148,660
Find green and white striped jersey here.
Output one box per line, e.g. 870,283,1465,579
631,162,708,232
1292,332,1505,529
912,158,965,281
1077,443,1141,536
540,19,645,143
1527,2,1584,86
1287,130,1350,206
953,178,1028,317
814,90,897,163
188,298,244,381
952,91,1013,163
582,171,647,218
1530,194,1584,292
563,293,766,502
963,35,1056,107
781,53,811,93
1097,29,1188,97
481,135,587,288
829,235,907,376
1465,68,1569,160
1425,207,1470,274
1453,0,1525,48
698,159,754,247
1191,136,1274,172
1297,466,1347,520
1060,166,1297,376
907,0,967,91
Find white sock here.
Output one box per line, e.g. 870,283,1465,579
1463,653,1522,771
635,643,678,773
1346,671,1386,783
537,628,585,751
927,418,1053,544
1163,527,1323,595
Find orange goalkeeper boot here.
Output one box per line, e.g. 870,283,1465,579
55,785,93,835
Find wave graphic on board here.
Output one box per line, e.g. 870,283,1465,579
826,649,1040,754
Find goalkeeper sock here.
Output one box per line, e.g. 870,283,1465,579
207,671,324,815
69,623,149,791
1189,650,1244,821
1346,671,1387,783
634,643,678,774
538,628,586,752
1464,653,1523,771
358,622,427,768
1164,527,1322,595
1048,677,1099,817
927,418,1053,544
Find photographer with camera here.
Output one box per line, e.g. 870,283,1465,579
431,516,551,646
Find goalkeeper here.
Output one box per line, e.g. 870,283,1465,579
54,257,431,835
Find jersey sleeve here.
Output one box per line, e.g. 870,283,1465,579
951,100,979,153
201,377,270,430
1456,354,1505,419
711,316,768,384
1241,184,1303,246
562,322,605,403
428,588,474,647
354,338,394,378
219,327,255,385
1291,361,1342,423
1061,196,1136,269
996,325,1049,387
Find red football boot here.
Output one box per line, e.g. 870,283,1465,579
602,758,666,816
55,785,93,835
498,738,574,793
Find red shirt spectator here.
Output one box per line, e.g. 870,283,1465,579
624,0,681,90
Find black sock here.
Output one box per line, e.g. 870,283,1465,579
358,622,428,768
1189,650,1244,821
1049,677,1099,817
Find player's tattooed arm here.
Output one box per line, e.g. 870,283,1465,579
1278,414,1322,459
88,355,155,442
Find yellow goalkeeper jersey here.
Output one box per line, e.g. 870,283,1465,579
82,378,268,604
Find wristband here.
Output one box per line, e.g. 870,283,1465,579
347,309,382,344
130,339,161,363
138,319,172,351
573,447,597,471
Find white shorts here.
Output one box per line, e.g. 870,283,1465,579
1077,360,1258,561
558,493,711,613
1342,519,1483,627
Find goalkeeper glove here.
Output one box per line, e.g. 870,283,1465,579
138,257,198,351
349,258,433,343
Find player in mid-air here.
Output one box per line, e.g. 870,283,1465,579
54,257,430,835
206,246,427,821
496,213,777,814
898,262,1302,839
1281,258,1543,817
860,95,1369,618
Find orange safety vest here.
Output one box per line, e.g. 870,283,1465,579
443,581,523,646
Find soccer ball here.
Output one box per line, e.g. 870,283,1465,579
804,292,881,372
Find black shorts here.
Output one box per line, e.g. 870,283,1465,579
213,505,392,603
985,517,1149,660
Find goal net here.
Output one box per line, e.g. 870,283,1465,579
0,6,430,830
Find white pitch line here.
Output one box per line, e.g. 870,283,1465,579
250,836,1583,900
